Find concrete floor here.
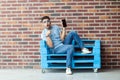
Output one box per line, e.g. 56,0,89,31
0,69,120,80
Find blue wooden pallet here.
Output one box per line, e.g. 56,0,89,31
40,40,101,73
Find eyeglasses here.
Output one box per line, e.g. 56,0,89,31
42,20,51,23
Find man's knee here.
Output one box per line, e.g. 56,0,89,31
69,31,77,35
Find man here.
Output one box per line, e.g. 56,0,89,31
41,16,91,75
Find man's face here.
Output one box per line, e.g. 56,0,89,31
42,19,51,29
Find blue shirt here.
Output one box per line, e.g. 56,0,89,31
41,25,63,49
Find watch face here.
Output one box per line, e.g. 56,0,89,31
62,19,67,27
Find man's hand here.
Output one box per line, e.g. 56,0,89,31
60,27,66,41
46,30,51,37
62,27,66,31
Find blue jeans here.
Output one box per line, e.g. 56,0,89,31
54,31,83,68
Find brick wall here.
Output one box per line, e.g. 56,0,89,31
0,0,120,69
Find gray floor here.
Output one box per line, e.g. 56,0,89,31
0,69,120,80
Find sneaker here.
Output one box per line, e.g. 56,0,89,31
66,68,72,75
82,48,91,54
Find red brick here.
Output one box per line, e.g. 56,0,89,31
84,0,94,2
56,10,65,12
101,30,111,33
66,10,77,12
8,56,17,58
112,30,120,33
8,49,17,51
107,27,117,29
78,2,88,5
23,52,33,55
84,6,94,9
96,34,105,37
67,3,76,5
12,4,21,6
18,49,28,51
107,34,117,37
13,59,22,62
8,63,17,65
40,0,49,2
112,16,120,19
89,2,99,5
89,31,99,33
29,0,38,2
0,63,7,65
1,4,11,6
84,13,94,16
112,45,120,47
100,9,110,12
50,7,60,9
2,52,11,55
89,16,99,19
106,6,117,8
112,66,120,69
89,24,99,26
95,20,105,22
18,0,27,2
95,13,105,15
78,31,88,33
107,20,117,22
73,0,82,1
29,56,39,58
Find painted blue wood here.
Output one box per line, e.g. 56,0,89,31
40,39,101,70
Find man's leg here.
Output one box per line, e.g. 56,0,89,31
54,45,74,75
54,45,74,68
63,31,84,48
63,30,91,54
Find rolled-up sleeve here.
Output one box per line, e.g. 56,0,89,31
41,30,46,41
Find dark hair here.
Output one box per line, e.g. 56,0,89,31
41,16,50,22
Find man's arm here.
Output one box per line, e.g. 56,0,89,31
60,27,66,41
46,30,53,48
